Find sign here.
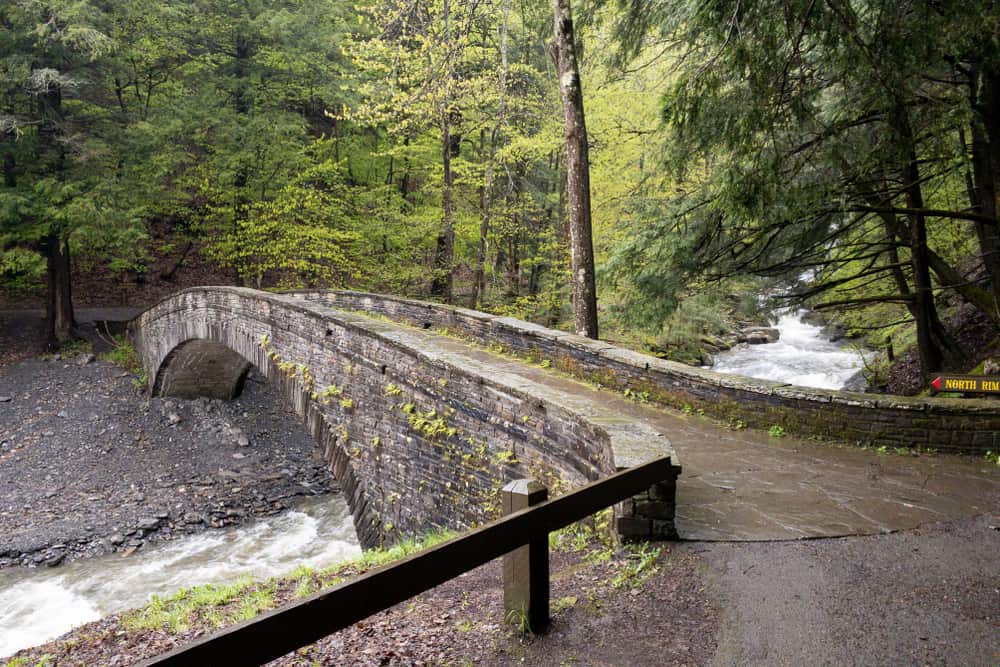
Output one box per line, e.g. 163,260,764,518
930,375,1000,393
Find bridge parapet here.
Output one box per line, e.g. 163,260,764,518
133,287,678,548
299,290,1000,455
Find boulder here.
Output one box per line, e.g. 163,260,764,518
738,327,780,345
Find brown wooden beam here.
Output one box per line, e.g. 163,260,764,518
139,456,676,667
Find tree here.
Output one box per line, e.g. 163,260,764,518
0,0,119,345
601,0,1000,378
551,0,598,338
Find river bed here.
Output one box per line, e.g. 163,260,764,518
0,495,359,658
711,310,866,390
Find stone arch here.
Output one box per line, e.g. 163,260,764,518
152,339,252,400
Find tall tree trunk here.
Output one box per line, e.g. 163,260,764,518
432,111,456,302
36,74,75,346
471,0,511,310
473,128,488,308
551,0,598,339
878,209,967,365
967,63,1000,317
42,233,75,347
431,0,455,303
898,110,944,376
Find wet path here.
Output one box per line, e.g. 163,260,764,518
348,312,1000,541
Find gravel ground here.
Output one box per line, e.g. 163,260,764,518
0,355,338,569
701,514,1000,667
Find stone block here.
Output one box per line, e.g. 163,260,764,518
616,516,651,538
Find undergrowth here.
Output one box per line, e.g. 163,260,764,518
100,333,148,390
122,529,457,635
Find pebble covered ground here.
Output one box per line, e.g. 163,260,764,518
0,355,337,569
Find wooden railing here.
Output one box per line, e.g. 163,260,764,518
140,456,676,666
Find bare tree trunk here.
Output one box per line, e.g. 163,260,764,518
431,0,455,303
42,233,75,347
551,0,598,339
967,64,1000,317
471,0,511,310
898,110,944,376
36,78,75,346
432,112,456,302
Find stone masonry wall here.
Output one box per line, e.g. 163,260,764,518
305,290,1000,455
133,287,622,549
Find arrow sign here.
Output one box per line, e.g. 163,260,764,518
929,375,1000,393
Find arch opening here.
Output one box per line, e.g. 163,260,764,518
153,339,253,400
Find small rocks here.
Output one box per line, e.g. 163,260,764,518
1,361,335,571
135,516,162,532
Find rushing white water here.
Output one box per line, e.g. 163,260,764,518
0,495,360,658
711,310,866,390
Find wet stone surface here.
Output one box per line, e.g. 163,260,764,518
392,325,1000,540
0,359,337,569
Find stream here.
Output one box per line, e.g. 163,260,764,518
0,495,359,658
711,310,867,390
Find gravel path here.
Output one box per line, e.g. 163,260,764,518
0,355,338,568
700,514,1000,666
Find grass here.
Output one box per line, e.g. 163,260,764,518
99,333,148,390
610,542,663,589
41,338,92,360
3,658,53,667
123,529,458,636
123,576,261,632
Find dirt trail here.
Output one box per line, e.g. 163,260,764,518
700,514,1000,666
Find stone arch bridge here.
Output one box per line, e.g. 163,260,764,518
133,287,1000,547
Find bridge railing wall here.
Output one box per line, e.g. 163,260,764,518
135,288,630,549
298,290,1000,455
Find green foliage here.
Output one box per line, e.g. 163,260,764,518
123,576,259,632
768,425,786,438
0,246,44,293
985,451,1000,467
597,0,1000,372
101,334,147,390
3,657,52,667
610,542,662,589
215,158,362,288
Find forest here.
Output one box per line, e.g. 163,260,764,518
2,0,998,394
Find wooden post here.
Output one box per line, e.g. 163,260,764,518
502,479,549,633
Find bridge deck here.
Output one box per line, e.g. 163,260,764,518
329,307,1000,541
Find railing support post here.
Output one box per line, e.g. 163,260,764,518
502,479,549,634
